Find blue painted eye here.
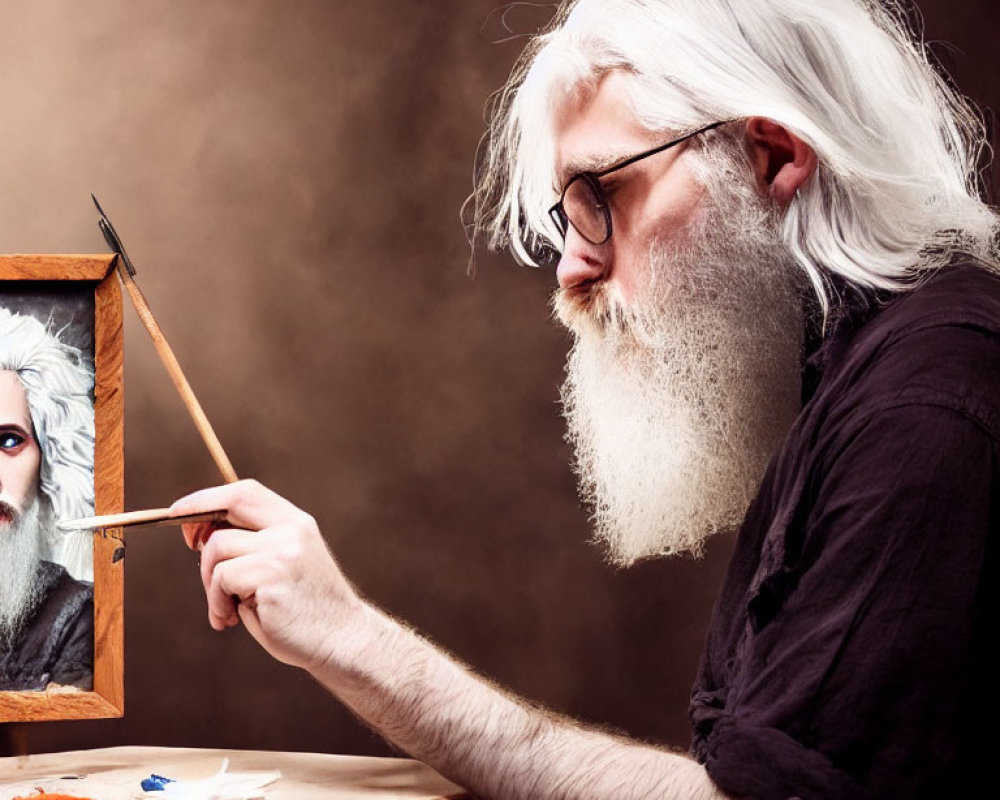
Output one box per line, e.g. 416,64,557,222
0,432,25,450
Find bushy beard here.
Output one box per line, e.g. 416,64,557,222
0,494,45,648
556,163,805,565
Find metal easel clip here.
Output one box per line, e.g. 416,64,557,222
92,193,137,277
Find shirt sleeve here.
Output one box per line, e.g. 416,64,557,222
700,402,994,800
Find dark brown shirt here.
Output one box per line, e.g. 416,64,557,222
0,560,93,691
691,263,998,799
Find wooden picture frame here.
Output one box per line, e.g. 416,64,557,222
0,254,123,722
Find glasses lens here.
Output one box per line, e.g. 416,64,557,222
562,175,609,244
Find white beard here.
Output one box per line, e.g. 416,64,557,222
0,494,45,647
556,168,805,565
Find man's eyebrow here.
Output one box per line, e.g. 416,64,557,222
556,150,636,187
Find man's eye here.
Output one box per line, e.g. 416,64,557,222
0,433,25,450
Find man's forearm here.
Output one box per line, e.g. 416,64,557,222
173,481,728,798
310,604,728,800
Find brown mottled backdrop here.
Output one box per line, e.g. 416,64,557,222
0,0,997,758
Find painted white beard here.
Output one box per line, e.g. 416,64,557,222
0,495,45,647
556,180,805,565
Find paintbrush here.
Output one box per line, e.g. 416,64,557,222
57,508,229,533
93,194,239,485
80,196,238,540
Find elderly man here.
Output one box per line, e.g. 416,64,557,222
0,308,95,691
173,0,998,797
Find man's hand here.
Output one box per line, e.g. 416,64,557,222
170,479,364,671
172,479,727,799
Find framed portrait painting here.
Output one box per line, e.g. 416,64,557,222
0,254,124,722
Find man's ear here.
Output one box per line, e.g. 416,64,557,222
745,117,817,205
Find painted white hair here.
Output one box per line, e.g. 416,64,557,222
0,307,94,580
473,0,998,312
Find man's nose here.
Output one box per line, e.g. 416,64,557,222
555,230,608,290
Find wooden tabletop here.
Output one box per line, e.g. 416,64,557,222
0,746,468,799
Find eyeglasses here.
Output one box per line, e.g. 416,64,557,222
547,121,727,248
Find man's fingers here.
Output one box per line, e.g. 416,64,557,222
171,478,311,532
198,528,262,596
173,480,346,670
206,554,275,631
182,521,214,551
199,528,295,630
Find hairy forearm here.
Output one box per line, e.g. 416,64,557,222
175,481,724,796
309,604,727,800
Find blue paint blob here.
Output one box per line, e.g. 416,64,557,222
141,774,175,791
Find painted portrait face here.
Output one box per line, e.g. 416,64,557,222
0,370,42,525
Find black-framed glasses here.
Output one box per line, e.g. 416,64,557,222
547,120,727,248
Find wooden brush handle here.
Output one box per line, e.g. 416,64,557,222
117,259,239,484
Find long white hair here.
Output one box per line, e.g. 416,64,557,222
472,0,998,312
0,307,94,581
